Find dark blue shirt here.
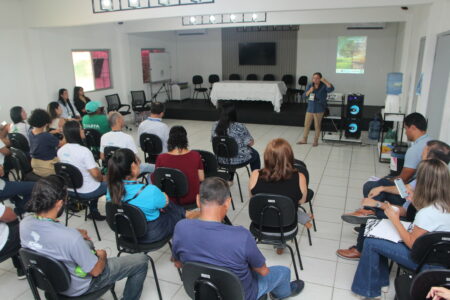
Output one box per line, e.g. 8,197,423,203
306,82,334,113
29,132,59,160
172,219,266,300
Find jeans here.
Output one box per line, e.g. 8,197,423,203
351,238,418,298
86,253,148,300
71,182,107,213
363,178,405,206
229,147,261,181
0,221,23,273
140,202,185,243
0,181,35,214
256,266,292,299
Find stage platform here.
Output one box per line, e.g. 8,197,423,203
164,99,382,130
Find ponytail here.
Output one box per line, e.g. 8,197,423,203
107,148,136,205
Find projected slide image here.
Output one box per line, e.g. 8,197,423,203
336,36,367,74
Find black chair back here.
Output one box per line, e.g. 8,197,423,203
54,162,83,191
19,248,71,298
410,231,450,270
104,146,120,167
194,150,219,177
182,261,245,300
246,74,258,80
282,74,294,86
9,147,33,181
106,202,148,241
298,76,307,86
249,193,297,229
410,269,450,300
105,94,121,112
212,136,239,159
263,74,275,81
131,90,147,108
8,133,30,153
139,133,163,163
153,167,188,200
293,159,309,185
229,74,241,80
193,75,204,85
83,128,101,160
208,74,220,84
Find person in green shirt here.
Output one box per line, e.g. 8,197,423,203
82,101,111,135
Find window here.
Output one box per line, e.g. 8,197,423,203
72,50,111,91
336,36,367,74
141,48,165,83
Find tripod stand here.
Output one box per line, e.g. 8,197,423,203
150,81,171,102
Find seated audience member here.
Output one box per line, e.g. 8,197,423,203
362,112,431,201
73,86,91,117
0,203,25,279
172,177,304,300
337,142,450,260
9,106,30,143
58,88,80,119
28,109,62,177
100,112,154,174
249,138,310,228
57,121,106,221
20,176,148,300
427,287,450,300
107,148,198,243
350,159,450,299
82,101,111,135
137,102,169,153
342,140,450,223
47,101,66,132
211,103,261,181
153,126,204,206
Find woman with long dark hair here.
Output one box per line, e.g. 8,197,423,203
73,86,91,117
154,126,204,206
9,106,30,142
57,121,105,220
47,101,65,132
107,148,198,243
211,102,260,181
58,88,80,119
351,159,450,298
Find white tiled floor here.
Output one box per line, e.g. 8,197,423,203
0,119,397,299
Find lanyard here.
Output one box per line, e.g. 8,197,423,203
35,215,59,223
147,117,162,122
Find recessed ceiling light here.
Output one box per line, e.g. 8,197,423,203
230,14,236,22
190,16,197,24
209,15,216,23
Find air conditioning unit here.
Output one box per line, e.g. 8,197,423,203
176,29,207,36
347,23,386,30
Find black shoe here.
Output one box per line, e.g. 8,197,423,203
270,280,305,300
16,268,26,280
87,211,106,221
352,226,361,234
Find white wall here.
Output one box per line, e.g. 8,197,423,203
296,23,401,106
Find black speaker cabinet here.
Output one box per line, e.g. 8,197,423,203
346,94,364,119
345,118,362,139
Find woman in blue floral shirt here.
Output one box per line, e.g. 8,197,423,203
211,103,260,181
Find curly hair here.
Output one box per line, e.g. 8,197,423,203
28,109,51,128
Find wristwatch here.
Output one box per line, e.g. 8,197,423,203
376,202,382,208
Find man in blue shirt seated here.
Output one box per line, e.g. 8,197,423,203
20,176,149,300
172,177,304,300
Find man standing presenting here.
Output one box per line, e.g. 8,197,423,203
172,177,304,300
297,72,334,147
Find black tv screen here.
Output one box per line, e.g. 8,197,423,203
239,43,276,65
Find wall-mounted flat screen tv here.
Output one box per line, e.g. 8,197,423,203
239,42,276,65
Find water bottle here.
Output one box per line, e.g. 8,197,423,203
368,116,381,140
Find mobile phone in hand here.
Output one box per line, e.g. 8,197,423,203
394,178,409,199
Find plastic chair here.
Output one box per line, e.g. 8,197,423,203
248,193,304,280
192,75,209,102
229,74,241,80
263,74,275,81
8,147,41,182
395,269,450,300
208,74,220,95
246,74,258,81
153,167,196,209
83,128,101,163
8,133,30,153
130,90,151,125
105,202,172,300
139,133,162,164
19,248,117,300
293,160,317,233
54,163,103,240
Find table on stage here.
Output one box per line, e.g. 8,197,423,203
210,80,287,113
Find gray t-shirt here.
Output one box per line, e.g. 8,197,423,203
20,216,98,297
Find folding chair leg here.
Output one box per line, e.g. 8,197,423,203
308,199,317,232
298,206,312,246
286,244,300,280
245,165,250,177
148,255,163,300
294,236,304,271
230,196,235,210
236,172,244,203
168,242,183,280
65,205,69,226
88,203,101,241
110,285,118,300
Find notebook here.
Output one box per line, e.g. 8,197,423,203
364,219,413,243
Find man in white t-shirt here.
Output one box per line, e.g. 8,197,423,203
100,112,154,174
137,102,169,153
0,203,25,279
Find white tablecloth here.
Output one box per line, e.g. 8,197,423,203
210,81,287,113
